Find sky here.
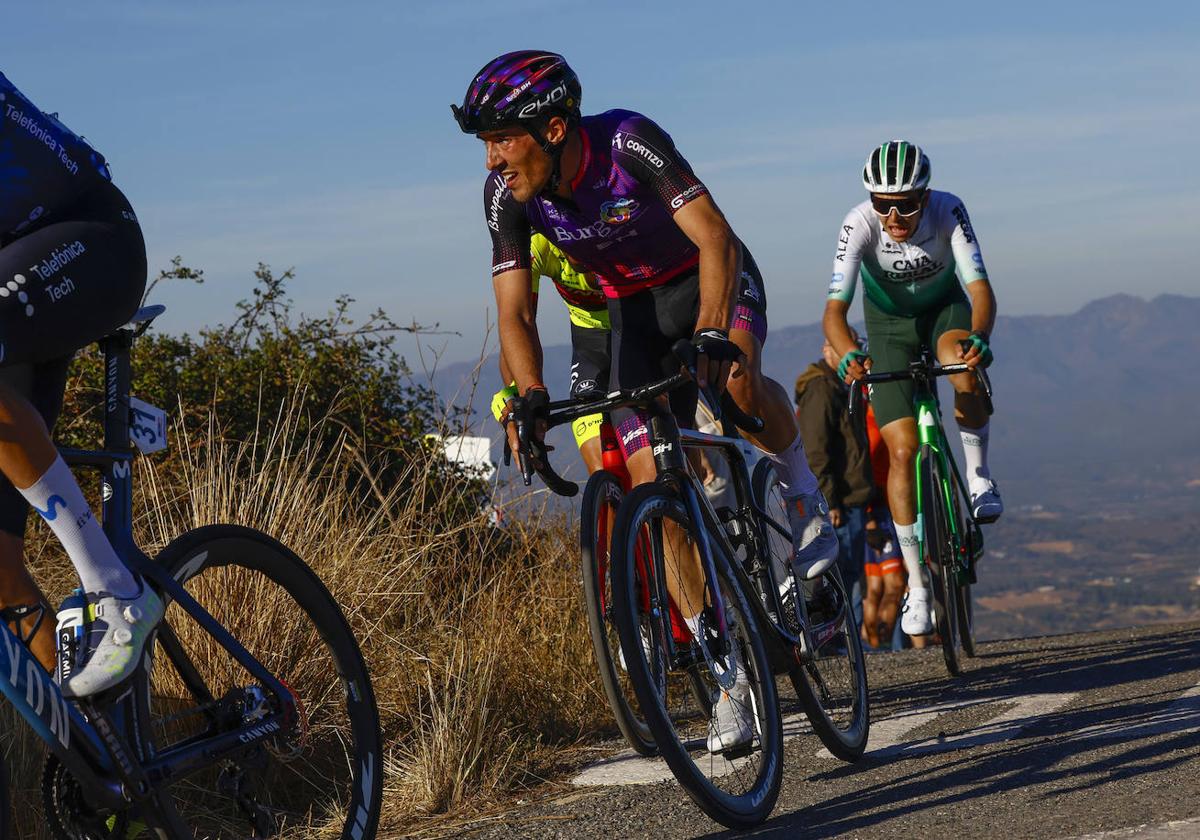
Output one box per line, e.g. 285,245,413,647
5,0,1197,372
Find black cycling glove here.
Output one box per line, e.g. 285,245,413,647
691,328,742,362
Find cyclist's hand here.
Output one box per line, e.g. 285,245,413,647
958,331,993,369
837,349,872,383
691,328,745,393
504,386,550,465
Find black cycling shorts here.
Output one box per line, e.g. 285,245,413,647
0,181,146,536
608,244,768,457
568,322,610,399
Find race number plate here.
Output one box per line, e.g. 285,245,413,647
129,397,168,454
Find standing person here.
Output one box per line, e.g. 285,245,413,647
794,334,872,628
0,70,161,695
454,51,837,753
823,140,1000,637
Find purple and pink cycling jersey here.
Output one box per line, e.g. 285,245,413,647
485,109,713,297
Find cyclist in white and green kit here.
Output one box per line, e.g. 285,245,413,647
823,140,1001,636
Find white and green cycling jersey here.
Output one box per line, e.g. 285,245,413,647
827,190,988,317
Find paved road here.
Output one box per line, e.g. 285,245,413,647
439,622,1200,839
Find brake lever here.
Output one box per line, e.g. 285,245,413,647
509,396,535,486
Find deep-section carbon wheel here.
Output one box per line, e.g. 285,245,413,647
922,452,963,677
752,460,869,761
610,482,781,828
140,525,382,838
580,469,657,756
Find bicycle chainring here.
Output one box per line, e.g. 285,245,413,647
41,755,121,840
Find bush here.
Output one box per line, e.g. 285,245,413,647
57,260,489,522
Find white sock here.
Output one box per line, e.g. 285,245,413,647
764,432,819,499
20,456,138,597
960,422,991,494
894,522,926,591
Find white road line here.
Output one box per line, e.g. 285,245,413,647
1066,681,1200,743
571,711,812,787
1065,816,1200,839
817,693,1078,759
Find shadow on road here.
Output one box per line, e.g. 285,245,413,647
693,624,1200,839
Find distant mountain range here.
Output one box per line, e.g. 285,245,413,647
432,293,1200,515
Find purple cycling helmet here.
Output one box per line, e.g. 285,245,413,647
452,50,581,136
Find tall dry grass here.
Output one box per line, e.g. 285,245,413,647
2,392,613,836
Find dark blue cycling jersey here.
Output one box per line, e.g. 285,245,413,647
1,71,113,240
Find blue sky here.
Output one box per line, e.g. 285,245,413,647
6,1,1197,369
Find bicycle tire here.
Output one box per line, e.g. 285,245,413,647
137,525,382,839
611,482,782,828
751,460,869,762
948,481,978,659
579,470,657,756
922,451,963,677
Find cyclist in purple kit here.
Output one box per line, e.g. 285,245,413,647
453,51,837,753
0,71,162,696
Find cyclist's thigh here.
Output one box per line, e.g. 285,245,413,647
863,298,918,428
608,273,700,456
0,356,71,536
568,324,609,451
0,182,146,367
929,293,975,390
569,323,610,398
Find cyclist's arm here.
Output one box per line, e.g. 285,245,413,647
494,268,544,394
945,196,996,341
485,172,543,394
672,195,738,337
823,209,870,375
966,279,996,337
823,299,858,360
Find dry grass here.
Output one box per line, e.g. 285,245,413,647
1,393,613,836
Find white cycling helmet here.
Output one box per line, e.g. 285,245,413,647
862,141,931,193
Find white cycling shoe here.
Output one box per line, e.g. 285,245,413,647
707,679,754,754
971,479,1004,523
787,492,839,580
900,588,934,636
63,583,164,699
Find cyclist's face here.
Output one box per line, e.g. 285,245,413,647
480,128,550,201
872,191,926,243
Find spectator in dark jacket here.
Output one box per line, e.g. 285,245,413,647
795,333,875,623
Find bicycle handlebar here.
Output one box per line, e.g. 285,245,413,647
846,359,994,431
506,340,765,497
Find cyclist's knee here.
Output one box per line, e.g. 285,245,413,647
888,440,916,469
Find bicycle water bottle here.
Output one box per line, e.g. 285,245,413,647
55,588,88,684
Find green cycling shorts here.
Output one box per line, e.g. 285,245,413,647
864,290,971,428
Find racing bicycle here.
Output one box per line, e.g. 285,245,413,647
510,342,869,827
0,305,382,838
849,346,992,677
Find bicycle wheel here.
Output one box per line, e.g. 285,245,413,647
138,525,382,838
611,482,782,828
580,470,657,756
921,451,963,677
947,479,978,658
752,460,869,762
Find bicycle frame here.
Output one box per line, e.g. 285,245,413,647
909,365,983,576
0,310,300,815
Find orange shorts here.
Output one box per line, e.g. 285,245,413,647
865,556,903,577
